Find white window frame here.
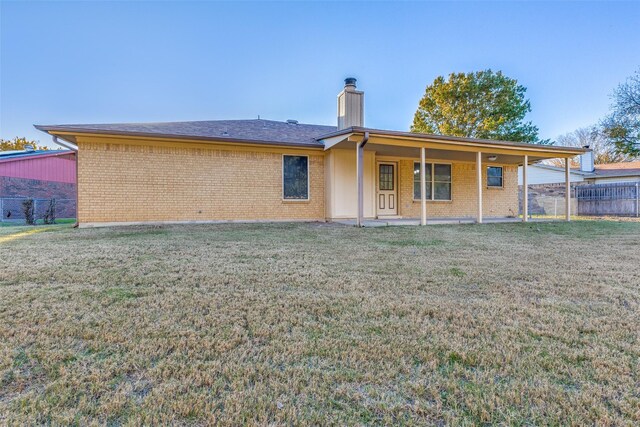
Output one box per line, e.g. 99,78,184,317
487,166,504,188
282,154,310,201
412,161,453,202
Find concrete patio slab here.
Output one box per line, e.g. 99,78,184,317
333,217,551,227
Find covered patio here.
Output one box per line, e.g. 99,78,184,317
319,127,587,226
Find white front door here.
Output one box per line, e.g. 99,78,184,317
377,162,398,216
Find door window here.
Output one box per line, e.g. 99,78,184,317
379,164,394,191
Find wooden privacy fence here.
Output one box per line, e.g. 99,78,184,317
575,182,640,217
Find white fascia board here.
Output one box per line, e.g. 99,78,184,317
320,133,353,150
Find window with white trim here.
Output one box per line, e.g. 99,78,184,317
283,155,309,199
413,163,452,201
487,166,503,188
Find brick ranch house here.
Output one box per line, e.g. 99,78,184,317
35,78,586,227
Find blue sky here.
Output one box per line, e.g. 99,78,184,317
1,1,639,147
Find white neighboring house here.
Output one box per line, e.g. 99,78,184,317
517,163,592,185
519,149,640,185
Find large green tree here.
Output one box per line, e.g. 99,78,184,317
411,70,543,143
0,137,48,151
601,68,640,156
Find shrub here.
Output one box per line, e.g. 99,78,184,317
22,199,35,225
43,199,56,225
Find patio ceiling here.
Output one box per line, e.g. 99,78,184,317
320,129,588,165
363,143,542,165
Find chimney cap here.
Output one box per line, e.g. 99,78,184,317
344,77,357,87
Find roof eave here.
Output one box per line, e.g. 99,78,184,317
317,127,587,156
34,125,325,150
592,172,640,179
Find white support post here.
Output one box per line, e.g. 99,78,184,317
420,147,427,226
522,155,528,222
356,143,364,227
477,152,483,224
565,158,571,221
636,182,640,218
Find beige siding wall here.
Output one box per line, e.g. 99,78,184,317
397,159,519,218
77,138,325,224
325,149,376,219
588,176,640,184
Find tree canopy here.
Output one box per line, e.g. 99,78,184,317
0,137,48,151
601,68,640,157
546,126,633,167
411,70,542,143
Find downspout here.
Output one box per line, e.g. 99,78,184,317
52,136,78,152
356,131,369,227
52,136,80,228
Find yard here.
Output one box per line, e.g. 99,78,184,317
1,221,639,425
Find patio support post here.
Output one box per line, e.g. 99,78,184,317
632,182,640,217
476,151,483,224
522,155,528,222
565,158,571,221
356,132,369,227
420,147,427,225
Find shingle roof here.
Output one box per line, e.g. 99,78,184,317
595,161,640,170
558,161,640,179
34,119,588,156
593,168,640,178
0,149,71,161
35,119,337,147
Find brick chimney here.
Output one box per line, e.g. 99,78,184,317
337,77,364,130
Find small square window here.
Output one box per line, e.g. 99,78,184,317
487,166,503,188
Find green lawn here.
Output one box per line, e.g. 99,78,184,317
0,218,76,227
1,221,639,425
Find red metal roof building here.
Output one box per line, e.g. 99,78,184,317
0,149,77,220
0,149,76,183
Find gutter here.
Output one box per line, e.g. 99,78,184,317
52,136,78,152
52,136,79,228
359,131,369,150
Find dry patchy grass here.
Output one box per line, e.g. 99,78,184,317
1,221,639,425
